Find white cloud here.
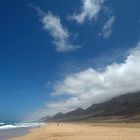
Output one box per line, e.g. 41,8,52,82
34,41,140,117
29,41,140,119
70,0,104,24
41,12,80,52
102,16,115,38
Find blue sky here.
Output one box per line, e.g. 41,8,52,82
0,0,140,121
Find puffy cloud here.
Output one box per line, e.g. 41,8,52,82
102,16,115,38
41,12,80,52
37,41,140,117
29,41,140,120
70,0,104,24
69,0,115,38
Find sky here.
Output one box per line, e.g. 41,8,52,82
0,0,140,122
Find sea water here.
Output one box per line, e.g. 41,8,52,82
0,122,45,140
0,122,42,130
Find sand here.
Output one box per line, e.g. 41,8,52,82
9,123,140,140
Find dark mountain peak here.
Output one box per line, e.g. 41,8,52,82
75,107,84,111
38,116,50,122
53,112,64,117
86,92,140,117
65,107,84,116
42,92,140,122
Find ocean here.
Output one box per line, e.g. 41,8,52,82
0,122,44,140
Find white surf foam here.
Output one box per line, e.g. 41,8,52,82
0,122,45,130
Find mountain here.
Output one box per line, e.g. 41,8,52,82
86,92,140,117
48,113,65,121
42,92,140,122
59,108,85,121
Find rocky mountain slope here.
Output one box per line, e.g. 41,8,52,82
41,92,140,122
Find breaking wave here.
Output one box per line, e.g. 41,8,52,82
0,122,45,130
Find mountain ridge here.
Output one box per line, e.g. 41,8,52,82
40,91,140,122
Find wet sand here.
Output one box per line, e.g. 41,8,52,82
9,123,140,140
0,128,30,140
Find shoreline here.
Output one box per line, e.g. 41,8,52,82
9,123,140,140
0,127,31,140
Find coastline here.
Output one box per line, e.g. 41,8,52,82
9,123,140,140
0,127,30,140
0,122,44,140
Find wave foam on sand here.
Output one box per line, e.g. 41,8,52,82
0,122,45,130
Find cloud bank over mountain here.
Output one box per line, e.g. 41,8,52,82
32,41,140,118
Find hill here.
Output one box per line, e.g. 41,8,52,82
41,92,140,122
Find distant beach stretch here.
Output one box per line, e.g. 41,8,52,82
9,123,140,140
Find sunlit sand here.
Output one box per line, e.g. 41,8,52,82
9,123,140,140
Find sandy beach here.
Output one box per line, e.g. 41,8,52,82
9,123,140,140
